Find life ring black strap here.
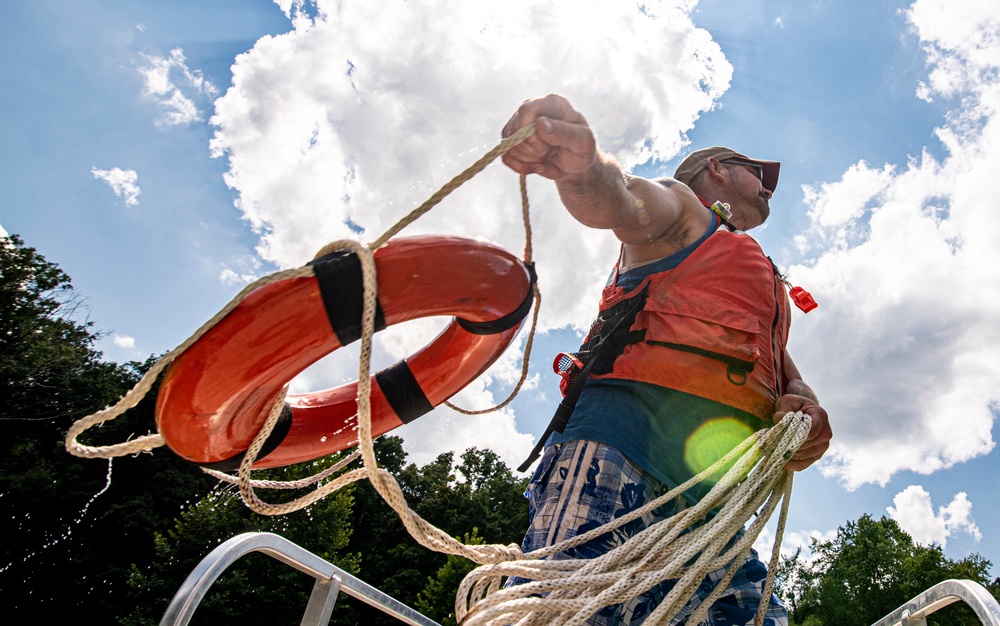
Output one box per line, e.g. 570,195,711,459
376,360,434,424
310,254,532,425
458,262,536,336
198,404,295,472
310,251,388,345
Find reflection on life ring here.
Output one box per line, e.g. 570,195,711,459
155,235,535,470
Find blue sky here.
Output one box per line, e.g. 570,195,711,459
3,0,999,580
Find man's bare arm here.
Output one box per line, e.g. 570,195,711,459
501,95,697,245
783,350,819,403
777,351,832,471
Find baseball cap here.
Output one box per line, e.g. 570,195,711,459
673,146,780,193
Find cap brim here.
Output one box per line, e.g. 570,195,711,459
755,159,780,193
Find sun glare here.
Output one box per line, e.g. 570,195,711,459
683,417,754,484
541,0,621,66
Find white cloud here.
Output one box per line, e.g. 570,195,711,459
219,268,258,285
139,48,218,127
109,333,143,358
112,334,136,349
887,485,982,548
208,0,733,462
91,167,141,206
754,525,837,563
785,0,1000,489
907,0,1000,103
219,254,263,285
396,404,537,471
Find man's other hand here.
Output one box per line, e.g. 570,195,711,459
774,394,832,472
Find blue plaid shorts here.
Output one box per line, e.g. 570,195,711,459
515,440,788,626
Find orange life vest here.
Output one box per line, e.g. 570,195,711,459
557,221,791,421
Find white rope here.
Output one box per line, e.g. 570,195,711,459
62,120,807,624
454,413,809,626
63,265,315,459
202,450,362,490
447,175,540,416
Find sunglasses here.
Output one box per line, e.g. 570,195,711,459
723,159,764,183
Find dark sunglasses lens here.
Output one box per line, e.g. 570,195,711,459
729,160,762,182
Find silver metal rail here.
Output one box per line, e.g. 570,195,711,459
871,579,1000,626
159,532,441,626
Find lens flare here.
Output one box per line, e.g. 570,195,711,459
684,417,754,484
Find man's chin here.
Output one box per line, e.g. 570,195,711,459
757,201,771,223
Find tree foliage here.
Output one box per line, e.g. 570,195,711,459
0,234,220,622
121,438,530,625
415,529,486,626
0,234,129,419
336,437,529,625
777,514,999,626
122,459,359,626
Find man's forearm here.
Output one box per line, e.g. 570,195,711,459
784,378,819,403
555,152,633,230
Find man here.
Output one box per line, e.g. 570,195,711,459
500,94,832,625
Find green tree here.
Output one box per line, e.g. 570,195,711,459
779,514,999,626
0,234,127,419
415,529,486,626
123,457,359,626
0,234,219,622
340,437,529,625
116,436,529,626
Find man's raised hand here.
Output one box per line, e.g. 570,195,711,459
501,94,598,181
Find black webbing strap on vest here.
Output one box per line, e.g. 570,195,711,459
517,351,599,472
516,288,647,473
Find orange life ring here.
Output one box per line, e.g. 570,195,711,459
155,235,535,470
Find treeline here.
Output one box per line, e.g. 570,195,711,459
775,514,1000,626
1,233,998,625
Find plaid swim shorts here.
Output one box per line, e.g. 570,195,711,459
513,439,788,626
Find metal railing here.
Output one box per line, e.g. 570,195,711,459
161,536,1000,626
159,532,441,626
871,579,1000,626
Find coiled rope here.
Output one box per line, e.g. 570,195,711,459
455,414,808,626
64,121,808,624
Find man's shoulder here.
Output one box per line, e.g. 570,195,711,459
650,176,682,189
648,176,709,212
